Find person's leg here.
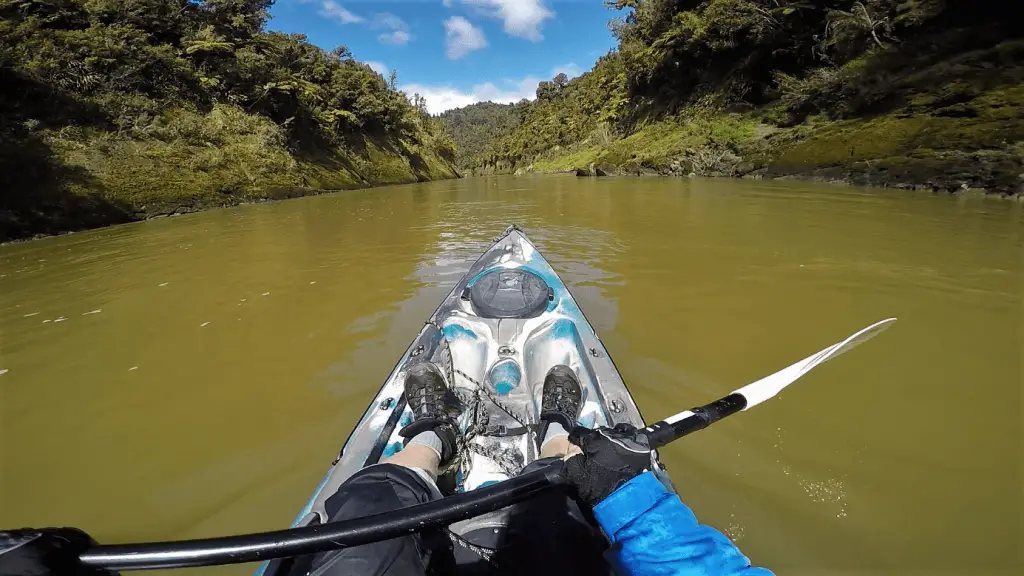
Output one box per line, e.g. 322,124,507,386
538,422,582,460
308,363,462,576
384,435,441,480
489,366,611,575
309,454,453,576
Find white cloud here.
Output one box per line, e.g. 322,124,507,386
379,30,411,45
455,0,554,41
402,63,589,114
318,1,362,24
374,13,406,31
366,61,388,76
444,16,487,60
316,6,411,45
371,12,412,46
401,76,541,115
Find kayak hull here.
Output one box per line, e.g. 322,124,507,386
260,226,655,575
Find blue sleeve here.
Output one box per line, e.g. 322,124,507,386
593,472,774,576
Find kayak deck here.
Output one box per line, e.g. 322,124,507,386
264,226,652,572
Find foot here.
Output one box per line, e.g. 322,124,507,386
540,365,583,433
398,362,462,463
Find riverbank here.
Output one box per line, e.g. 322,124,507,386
522,39,1024,195
1,3,461,243
462,4,1023,198
0,104,460,243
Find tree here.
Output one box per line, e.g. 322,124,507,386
535,80,558,101
330,45,352,61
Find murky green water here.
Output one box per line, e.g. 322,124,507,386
2,176,1021,574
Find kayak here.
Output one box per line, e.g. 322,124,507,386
259,224,655,575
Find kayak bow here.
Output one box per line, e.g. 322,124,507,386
259,223,653,575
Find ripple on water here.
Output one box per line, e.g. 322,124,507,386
789,469,850,519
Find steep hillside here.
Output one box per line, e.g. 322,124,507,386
472,0,1023,194
0,0,458,242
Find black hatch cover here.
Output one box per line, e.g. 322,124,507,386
469,269,551,319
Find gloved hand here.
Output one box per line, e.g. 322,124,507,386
0,528,113,576
563,423,655,506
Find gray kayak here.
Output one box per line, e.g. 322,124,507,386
258,225,660,575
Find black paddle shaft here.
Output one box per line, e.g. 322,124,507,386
642,393,748,448
79,463,566,570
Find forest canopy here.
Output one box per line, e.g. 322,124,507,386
0,0,451,151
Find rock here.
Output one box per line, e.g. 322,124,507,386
623,162,644,176
688,172,697,178
575,167,593,177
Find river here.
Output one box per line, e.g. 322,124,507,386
1,176,1020,574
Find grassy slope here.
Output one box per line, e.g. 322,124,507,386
2,104,459,242
528,39,1024,194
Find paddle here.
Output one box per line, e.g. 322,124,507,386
641,317,897,446
79,318,895,571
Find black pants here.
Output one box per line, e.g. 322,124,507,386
308,459,611,576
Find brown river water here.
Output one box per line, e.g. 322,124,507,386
1,176,1021,575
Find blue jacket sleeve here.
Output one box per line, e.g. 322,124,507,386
593,471,774,576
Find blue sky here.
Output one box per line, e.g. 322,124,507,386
268,1,620,113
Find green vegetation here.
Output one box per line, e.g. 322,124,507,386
467,1,1023,194
439,102,525,170
0,0,458,241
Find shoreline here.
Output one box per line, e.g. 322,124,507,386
1,176,460,246
6,163,1020,247
555,164,1023,197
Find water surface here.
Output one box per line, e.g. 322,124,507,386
1,176,1020,574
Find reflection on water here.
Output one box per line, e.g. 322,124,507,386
1,176,1021,573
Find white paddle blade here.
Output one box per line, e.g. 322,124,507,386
735,318,897,409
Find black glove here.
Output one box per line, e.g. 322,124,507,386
564,423,654,506
0,528,113,576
